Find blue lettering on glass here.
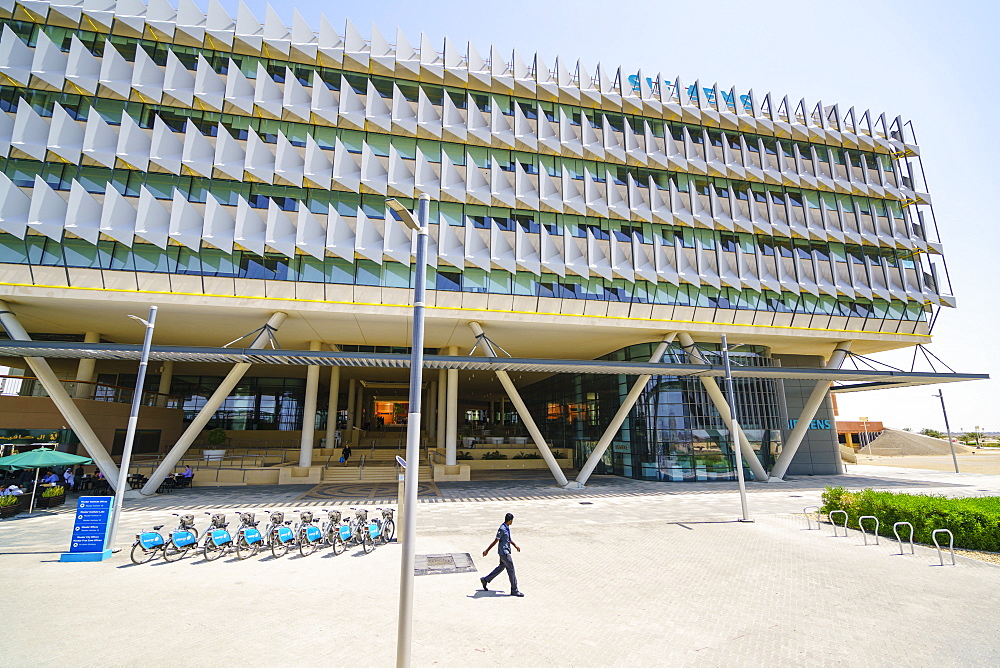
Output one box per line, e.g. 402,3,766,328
788,419,832,430
626,73,753,110
69,496,115,553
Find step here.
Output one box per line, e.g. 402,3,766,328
322,466,431,483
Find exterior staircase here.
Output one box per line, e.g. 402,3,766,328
321,432,432,483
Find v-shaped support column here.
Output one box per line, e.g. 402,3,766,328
575,333,676,486
0,300,121,484
767,341,853,481
140,312,288,495
468,322,570,488
676,332,769,481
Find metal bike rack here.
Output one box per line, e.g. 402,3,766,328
858,516,880,545
803,506,821,530
829,510,849,537
893,522,915,555
932,529,955,566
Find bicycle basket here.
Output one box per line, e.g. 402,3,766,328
382,508,394,519
300,511,313,523
327,510,342,523
210,513,226,528
355,508,368,521
270,512,284,524
179,514,195,529
239,512,255,525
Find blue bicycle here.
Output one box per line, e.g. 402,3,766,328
201,512,233,561
294,510,324,557
234,512,264,560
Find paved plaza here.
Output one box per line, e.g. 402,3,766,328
3,466,1000,666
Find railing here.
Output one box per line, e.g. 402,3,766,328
893,522,915,555
0,375,181,408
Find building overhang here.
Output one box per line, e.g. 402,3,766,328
0,341,987,393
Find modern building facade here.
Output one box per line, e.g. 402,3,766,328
0,0,962,490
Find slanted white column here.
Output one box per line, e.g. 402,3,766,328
74,331,99,398
676,332,769,481
346,378,356,431
436,368,446,449
468,322,570,487
576,334,676,486
299,341,321,467
156,360,174,407
768,341,853,481
326,364,341,446
141,312,288,495
0,301,120,483
445,346,458,465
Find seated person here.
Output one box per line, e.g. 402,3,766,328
41,470,59,484
4,484,22,495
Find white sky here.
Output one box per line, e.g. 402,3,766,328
244,0,994,432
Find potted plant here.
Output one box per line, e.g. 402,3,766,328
40,484,65,508
0,494,21,519
203,428,228,461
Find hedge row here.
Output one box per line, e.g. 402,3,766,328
820,487,1000,552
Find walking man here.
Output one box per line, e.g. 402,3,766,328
480,512,523,597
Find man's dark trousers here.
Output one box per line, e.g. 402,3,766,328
484,552,517,592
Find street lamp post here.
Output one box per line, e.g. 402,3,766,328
107,306,157,550
933,390,959,473
386,195,429,668
720,334,750,522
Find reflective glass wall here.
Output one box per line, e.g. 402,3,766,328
521,342,784,481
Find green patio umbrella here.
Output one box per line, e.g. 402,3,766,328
0,447,93,513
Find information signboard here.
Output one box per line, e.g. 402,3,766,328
59,496,114,562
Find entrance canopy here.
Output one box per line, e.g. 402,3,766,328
0,341,988,393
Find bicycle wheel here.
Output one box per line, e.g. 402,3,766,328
203,539,224,561
362,531,375,554
163,539,188,562
381,519,395,544
130,542,156,565
271,536,290,558
299,535,319,557
235,537,259,560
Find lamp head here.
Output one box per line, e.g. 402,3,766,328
385,198,420,231
127,314,150,327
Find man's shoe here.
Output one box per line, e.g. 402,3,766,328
480,577,489,591
511,591,524,597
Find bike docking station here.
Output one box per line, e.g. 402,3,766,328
59,496,115,562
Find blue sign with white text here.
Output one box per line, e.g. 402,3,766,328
69,496,114,553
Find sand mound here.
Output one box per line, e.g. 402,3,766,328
858,428,974,456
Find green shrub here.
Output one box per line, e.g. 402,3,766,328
456,451,474,461
207,428,228,446
481,450,508,460
42,485,65,498
0,495,18,507
820,486,1000,552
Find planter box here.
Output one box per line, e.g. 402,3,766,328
0,499,22,518
38,495,65,509
203,449,226,461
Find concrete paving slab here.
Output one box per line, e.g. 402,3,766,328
2,466,1000,666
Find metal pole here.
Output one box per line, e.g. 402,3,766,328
397,194,429,668
108,306,157,550
721,334,750,522
934,390,959,473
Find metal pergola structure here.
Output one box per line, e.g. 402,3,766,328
0,340,988,393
